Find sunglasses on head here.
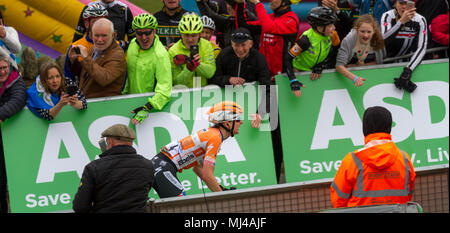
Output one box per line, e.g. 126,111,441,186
136,30,153,36
232,32,251,41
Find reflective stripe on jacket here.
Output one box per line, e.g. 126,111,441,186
330,133,416,208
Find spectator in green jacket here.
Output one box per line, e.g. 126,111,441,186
169,12,216,88
127,13,173,125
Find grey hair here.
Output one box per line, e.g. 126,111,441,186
91,17,115,36
0,53,10,63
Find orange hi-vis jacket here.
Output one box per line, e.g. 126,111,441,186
330,133,416,208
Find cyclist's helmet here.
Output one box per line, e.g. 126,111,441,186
201,15,215,31
307,6,337,28
208,101,244,124
132,13,158,30
283,0,302,5
178,12,203,34
82,3,108,21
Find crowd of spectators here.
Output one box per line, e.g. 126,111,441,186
0,0,449,212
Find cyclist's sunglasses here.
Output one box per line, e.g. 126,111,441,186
136,29,154,36
231,32,251,41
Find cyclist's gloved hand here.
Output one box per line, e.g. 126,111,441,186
186,58,200,72
131,102,153,124
173,54,189,66
311,62,325,75
290,79,303,91
394,67,417,93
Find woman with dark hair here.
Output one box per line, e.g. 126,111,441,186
336,14,385,87
26,62,87,121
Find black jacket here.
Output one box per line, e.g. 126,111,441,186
154,7,188,47
72,145,154,213
210,46,271,87
210,46,272,115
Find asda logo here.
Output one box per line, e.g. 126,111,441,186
35,107,246,184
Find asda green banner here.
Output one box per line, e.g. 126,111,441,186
277,60,449,183
1,84,276,213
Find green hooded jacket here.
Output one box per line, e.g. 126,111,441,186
124,35,172,110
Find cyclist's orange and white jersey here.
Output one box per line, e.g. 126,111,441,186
161,127,223,172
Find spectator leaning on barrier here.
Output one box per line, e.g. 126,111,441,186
381,0,427,93
73,0,135,50
0,54,26,213
68,18,127,99
125,13,173,125
150,101,243,198
336,14,385,87
26,62,87,121
65,4,109,81
288,6,340,82
200,15,222,59
331,106,416,208
73,124,155,213
209,27,271,129
169,12,216,88
0,10,21,71
154,0,188,49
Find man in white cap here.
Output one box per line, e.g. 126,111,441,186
73,124,154,213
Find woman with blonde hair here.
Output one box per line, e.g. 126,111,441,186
335,14,385,87
26,61,87,120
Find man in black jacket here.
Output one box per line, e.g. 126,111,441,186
72,124,154,213
209,27,273,129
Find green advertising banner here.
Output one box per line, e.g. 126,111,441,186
1,84,276,213
277,60,449,183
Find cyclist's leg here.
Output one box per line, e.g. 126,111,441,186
151,153,185,198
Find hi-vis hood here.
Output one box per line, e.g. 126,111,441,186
355,133,401,170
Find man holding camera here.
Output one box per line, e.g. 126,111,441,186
381,0,427,93
64,3,109,82
169,12,216,88
68,18,127,98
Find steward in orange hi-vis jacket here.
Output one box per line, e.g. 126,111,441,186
330,106,416,208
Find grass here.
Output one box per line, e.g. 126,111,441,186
128,0,164,13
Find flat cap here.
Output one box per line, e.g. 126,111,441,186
101,124,136,142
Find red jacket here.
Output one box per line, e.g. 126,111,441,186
248,3,299,77
430,12,449,46
330,133,416,208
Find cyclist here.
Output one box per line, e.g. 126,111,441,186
169,12,216,88
126,13,173,125
150,101,244,198
72,0,135,49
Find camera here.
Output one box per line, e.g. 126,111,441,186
66,85,78,96
73,47,81,55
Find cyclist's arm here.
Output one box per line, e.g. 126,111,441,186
193,161,222,192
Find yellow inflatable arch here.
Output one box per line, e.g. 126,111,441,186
0,0,85,54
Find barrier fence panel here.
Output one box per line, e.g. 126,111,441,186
276,60,449,183
1,84,276,213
